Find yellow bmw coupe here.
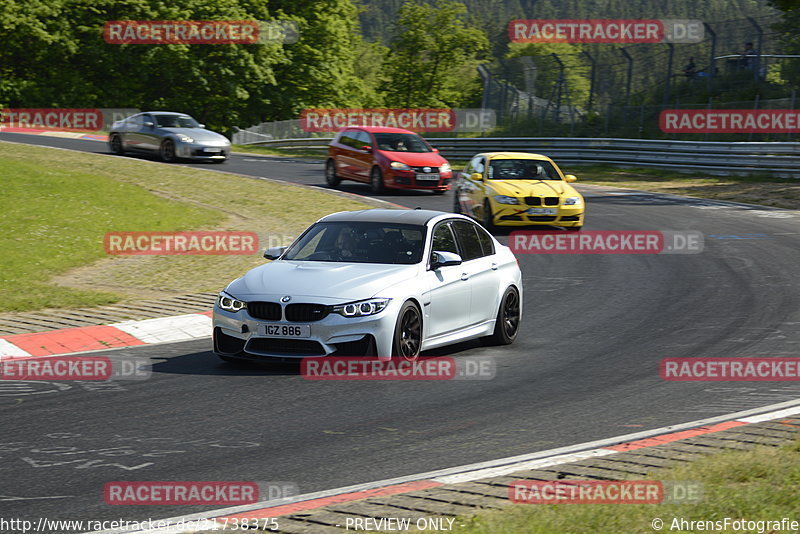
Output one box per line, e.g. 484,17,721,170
453,152,584,231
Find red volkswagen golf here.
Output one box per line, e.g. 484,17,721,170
325,126,452,194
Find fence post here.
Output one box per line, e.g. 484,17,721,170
620,48,633,109
789,89,796,141
703,23,716,93
581,50,596,113
663,43,675,106
746,17,763,82
551,53,565,124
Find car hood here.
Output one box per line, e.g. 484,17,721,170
488,179,580,198
161,128,229,143
226,261,420,302
377,151,448,167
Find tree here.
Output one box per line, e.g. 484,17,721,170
381,0,489,108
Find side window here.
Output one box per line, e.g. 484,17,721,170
472,157,485,175
338,129,358,148
431,223,459,257
474,224,495,256
355,130,371,148
451,221,483,261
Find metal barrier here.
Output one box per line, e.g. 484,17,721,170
241,137,800,177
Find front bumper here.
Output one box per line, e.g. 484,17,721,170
177,142,230,160
490,202,584,227
386,170,453,191
213,301,399,361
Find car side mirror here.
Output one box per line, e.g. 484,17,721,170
264,246,287,260
430,250,462,270
360,145,372,153
470,172,483,181
564,174,577,182
143,121,154,128
432,147,440,153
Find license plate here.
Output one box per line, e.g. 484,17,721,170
204,148,221,153
528,208,557,215
416,173,440,181
259,324,310,338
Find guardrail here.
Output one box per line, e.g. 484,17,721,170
241,137,800,177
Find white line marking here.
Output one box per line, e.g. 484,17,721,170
0,339,32,358
737,405,800,423
112,314,212,344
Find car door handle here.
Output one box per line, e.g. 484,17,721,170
461,273,469,281
491,262,499,270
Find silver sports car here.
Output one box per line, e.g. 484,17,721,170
108,111,230,163
213,209,522,362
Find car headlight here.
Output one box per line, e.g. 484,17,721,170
493,195,520,205
218,291,247,312
390,161,412,171
563,196,583,205
440,163,451,173
177,134,194,143
333,298,391,317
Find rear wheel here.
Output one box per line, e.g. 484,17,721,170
392,301,422,361
160,140,177,162
370,167,385,194
483,287,520,345
110,134,124,155
325,159,341,187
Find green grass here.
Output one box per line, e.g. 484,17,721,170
453,439,800,534
0,142,371,313
0,156,220,311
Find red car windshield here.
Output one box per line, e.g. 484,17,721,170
373,133,433,153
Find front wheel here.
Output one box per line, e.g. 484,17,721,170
453,191,462,214
212,158,226,164
160,140,177,163
325,159,341,187
483,287,520,346
482,199,495,232
432,189,446,195
370,167,385,194
392,301,422,361
110,134,125,155
566,226,582,232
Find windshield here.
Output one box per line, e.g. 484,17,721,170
373,133,433,153
154,114,201,128
488,159,563,180
282,221,425,264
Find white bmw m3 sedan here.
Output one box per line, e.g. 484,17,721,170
213,209,522,362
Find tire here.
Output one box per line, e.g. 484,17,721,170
432,189,446,195
453,190,462,214
484,287,521,346
212,158,226,164
110,134,125,155
160,140,177,162
392,301,422,361
566,226,582,232
482,199,495,232
325,159,341,187
370,166,385,194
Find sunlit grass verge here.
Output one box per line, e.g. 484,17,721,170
232,144,328,160
453,439,800,534
0,142,371,312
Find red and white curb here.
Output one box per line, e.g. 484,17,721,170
90,399,800,533
0,126,107,141
0,312,212,360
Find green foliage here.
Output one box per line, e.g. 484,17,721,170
380,0,489,108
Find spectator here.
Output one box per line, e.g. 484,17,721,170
739,42,758,70
683,57,697,79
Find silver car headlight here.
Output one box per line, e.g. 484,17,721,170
564,196,582,205
440,163,451,173
177,134,194,143
390,161,412,171
218,291,247,312
494,195,520,205
333,298,391,317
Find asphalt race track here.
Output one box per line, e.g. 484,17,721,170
2,132,800,529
